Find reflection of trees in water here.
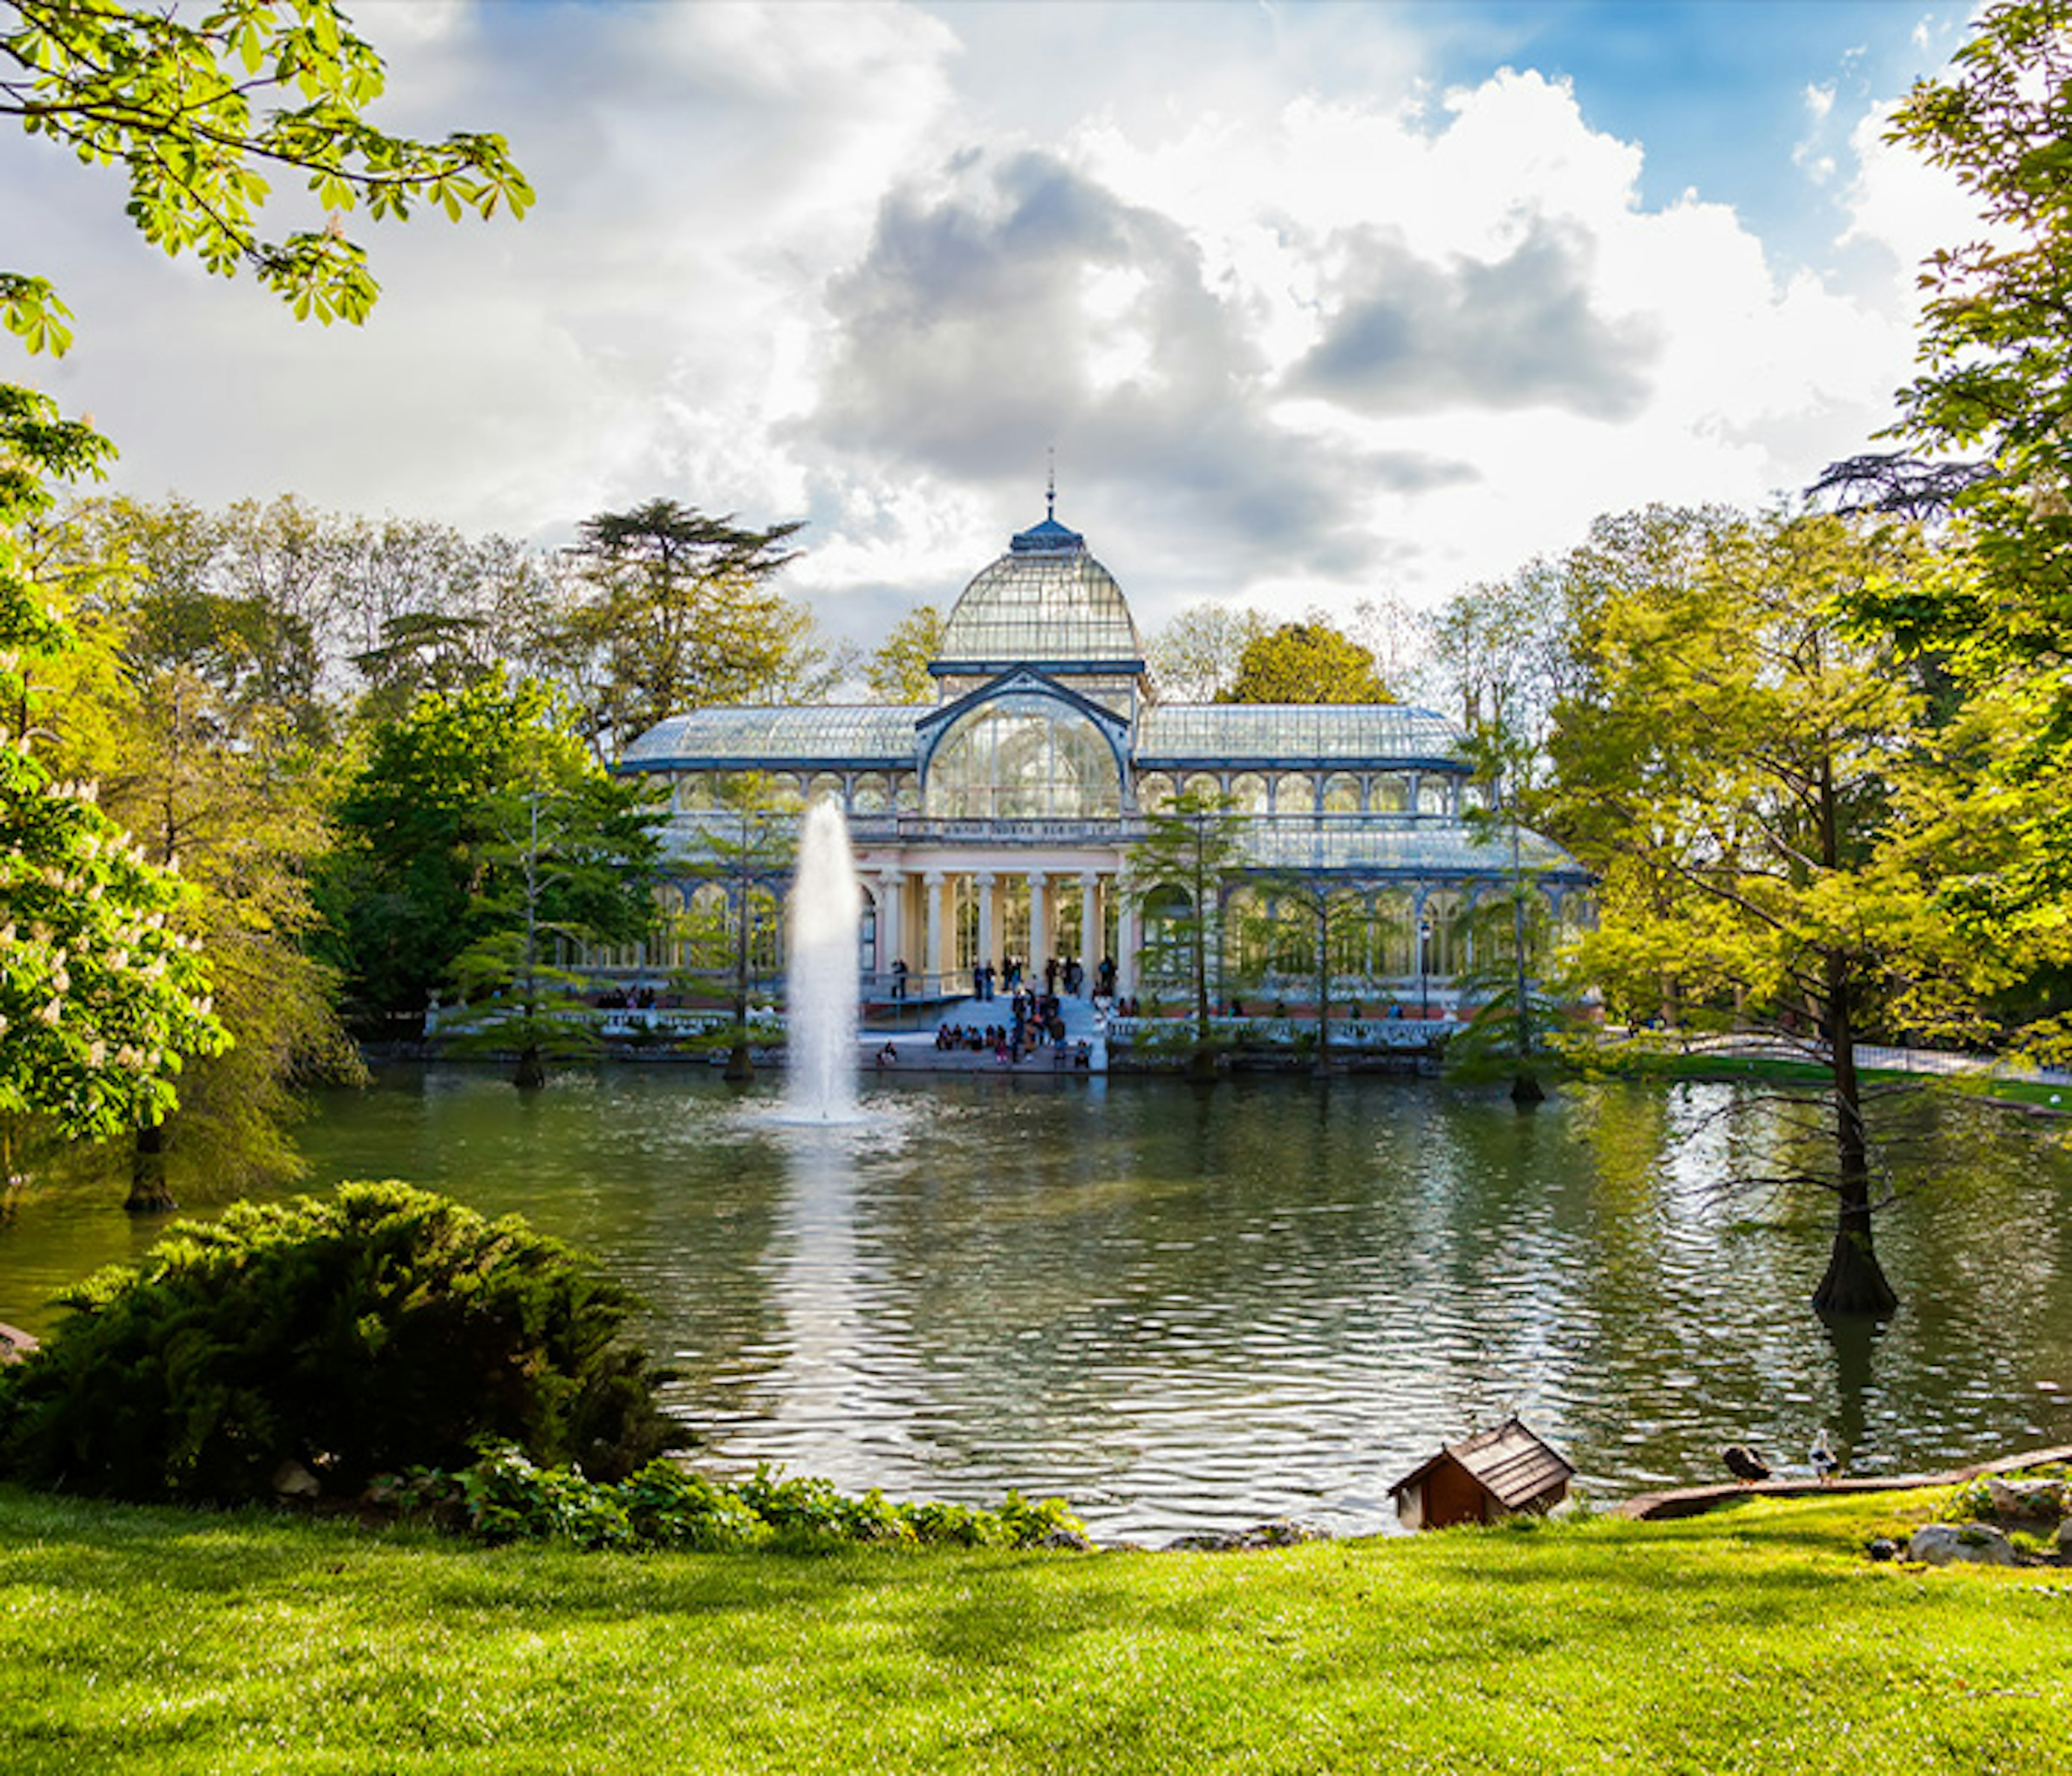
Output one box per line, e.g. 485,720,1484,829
260,1068,2072,1511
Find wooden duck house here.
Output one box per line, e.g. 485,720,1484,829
1389,1418,1573,1530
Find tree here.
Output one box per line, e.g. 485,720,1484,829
1221,620,1393,705
321,677,659,1032
1432,561,1577,748
1234,869,1367,1074
87,662,355,1207
1542,507,2010,1317
0,391,228,1189
2,0,531,352
548,500,821,758
3,1,530,1186
864,603,945,704
1124,790,1245,1070
32,495,364,1205
675,774,796,1083
1836,4,2072,1005
446,788,617,1091
1457,718,1557,1105
1149,603,1267,703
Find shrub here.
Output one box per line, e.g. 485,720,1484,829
0,1181,671,1503
383,1450,1089,1554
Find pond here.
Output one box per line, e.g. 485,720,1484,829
3,1067,2069,1542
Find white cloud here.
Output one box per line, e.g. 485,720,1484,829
1838,98,1990,275
0,1,1953,656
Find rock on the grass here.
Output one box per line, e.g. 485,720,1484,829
1907,1522,2016,1567
1166,1520,1332,1552
2059,1518,2072,1559
1986,1476,2068,1521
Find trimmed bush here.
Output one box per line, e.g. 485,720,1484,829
387,1447,1089,1553
0,1181,671,1502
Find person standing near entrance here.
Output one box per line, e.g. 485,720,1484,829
892,958,908,1001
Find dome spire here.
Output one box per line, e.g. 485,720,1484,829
1011,454,1084,556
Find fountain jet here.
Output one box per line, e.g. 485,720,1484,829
785,799,863,1121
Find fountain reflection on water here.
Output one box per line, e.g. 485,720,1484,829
784,799,863,1124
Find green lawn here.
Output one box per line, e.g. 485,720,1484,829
2,1486,2067,1774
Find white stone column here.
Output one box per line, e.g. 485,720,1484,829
975,870,996,984
877,869,905,990
1079,872,1100,983
1117,896,1142,996
1026,870,1048,970
924,870,946,993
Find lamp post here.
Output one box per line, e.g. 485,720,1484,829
1418,916,1432,1020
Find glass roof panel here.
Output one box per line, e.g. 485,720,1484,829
1138,703,1463,765
1233,818,1584,879
938,546,1144,664
620,706,920,766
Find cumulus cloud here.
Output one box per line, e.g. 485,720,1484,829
1290,220,1660,420
0,0,1962,651
806,146,1473,597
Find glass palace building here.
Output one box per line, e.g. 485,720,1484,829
618,504,1590,1005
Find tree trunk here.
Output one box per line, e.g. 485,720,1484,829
1811,963,1898,1317
1510,868,1541,1106
125,1121,176,1214
727,870,756,1083
513,1044,548,1091
1312,899,1332,1078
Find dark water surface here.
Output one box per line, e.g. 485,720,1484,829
4,1067,2069,1540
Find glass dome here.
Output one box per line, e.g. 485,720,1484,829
937,507,1144,667
924,692,1123,819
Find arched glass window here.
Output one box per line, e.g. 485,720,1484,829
1370,888,1415,977
1229,772,1269,814
747,886,782,974
1418,776,1454,816
673,774,716,813
925,693,1121,819
1135,772,1174,814
808,772,845,808
1323,773,1361,814
894,777,922,813
1420,892,1463,977
1182,771,1222,803
851,773,889,814
1139,882,1195,988
1274,772,1314,814
1369,774,1410,814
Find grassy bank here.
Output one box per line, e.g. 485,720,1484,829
2,1487,2067,1773
1573,1044,2069,1112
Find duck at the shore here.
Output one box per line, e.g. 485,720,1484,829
1721,1444,1771,1485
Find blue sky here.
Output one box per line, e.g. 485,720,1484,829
1,0,1988,655
1415,3,1964,244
